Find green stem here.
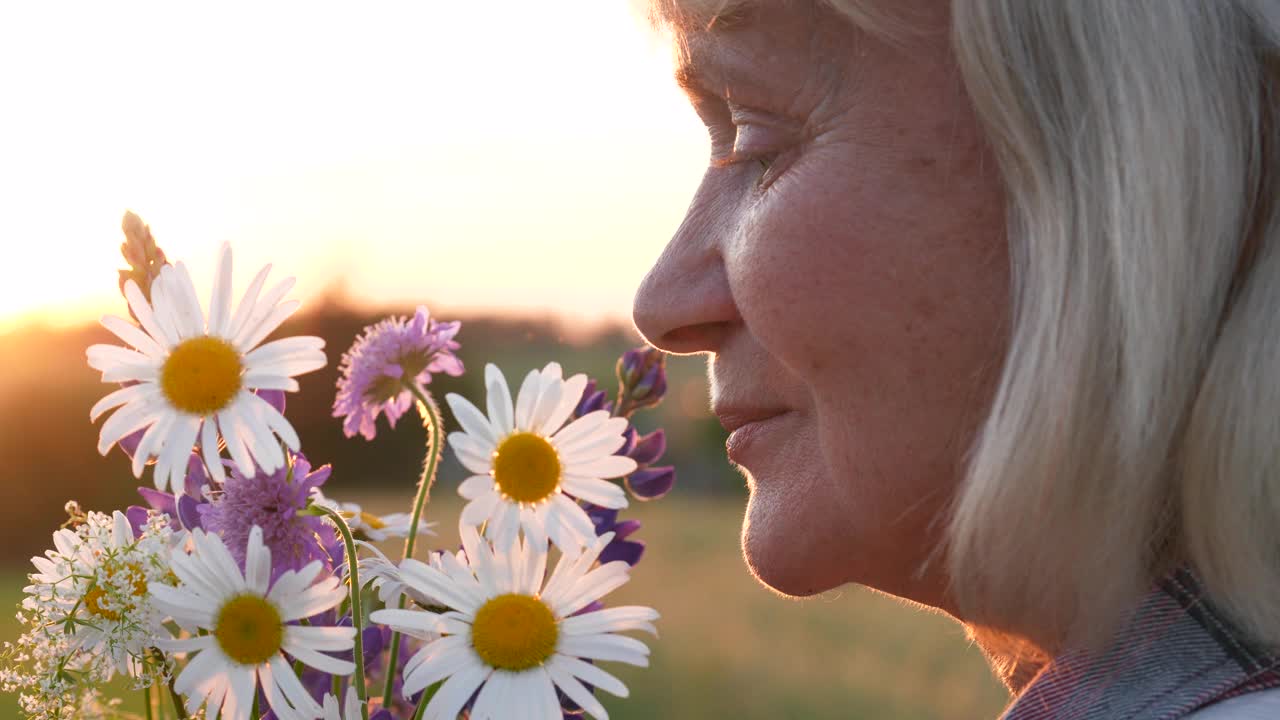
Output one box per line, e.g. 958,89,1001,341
317,507,369,720
149,648,189,720
144,683,154,720
412,684,438,720
381,383,443,710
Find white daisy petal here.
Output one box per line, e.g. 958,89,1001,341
539,373,589,437
557,632,651,667
461,492,501,526
201,418,226,484
567,455,637,480
560,606,660,638
267,562,322,607
548,410,614,449
424,657,489,720
485,364,515,436
459,474,497,500
147,271,183,345
513,369,541,430
240,373,300,392
469,668,510,720
86,343,156,375
403,641,478,699
96,397,164,455
172,642,228,696
219,664,256,720
123,278,176,348
244,390,301,451
546,659,610,720
285,625,357,652
527,378,563,438
559,431,629,464
207,243,234,338
131,412,174,476
100,314,166,359
451,434,496,475
282,642,356,676
217,406,255,476
89,382,156,423
244,527,271,595
446,393,498,446
369,608,447,635
553,653,630,698
560,475,629,509
225,263,271,340
270,654,324,717
236,296,300,353
171,262,207,337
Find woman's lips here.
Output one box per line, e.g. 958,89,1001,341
716,408,793,463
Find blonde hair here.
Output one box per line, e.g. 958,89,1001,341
652,0,1280,678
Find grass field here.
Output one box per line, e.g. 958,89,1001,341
0,496,1010,720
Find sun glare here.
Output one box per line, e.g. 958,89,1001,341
0,2,706,334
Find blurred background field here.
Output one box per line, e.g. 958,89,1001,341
0,308,1009,719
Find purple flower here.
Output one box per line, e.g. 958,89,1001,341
198,451,336,580
586,506,645,567
126,453,211,536
615,346,668,414
333,306,464,441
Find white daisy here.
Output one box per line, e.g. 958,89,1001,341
150,526,356,720
310,490,435,543
447,363,637,551
370,526,659,720
321,688,363,720
87,243,327,492
355,543,452,610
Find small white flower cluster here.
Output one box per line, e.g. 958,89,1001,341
2,511,176,720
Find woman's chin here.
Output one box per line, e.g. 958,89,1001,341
740,489,845,598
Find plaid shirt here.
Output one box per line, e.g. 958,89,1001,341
1002,569,1280,719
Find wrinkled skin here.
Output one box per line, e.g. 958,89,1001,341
632,0,1009,611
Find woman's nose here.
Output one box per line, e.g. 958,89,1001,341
632,180,740,355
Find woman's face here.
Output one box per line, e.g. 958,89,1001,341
632,0,1009,608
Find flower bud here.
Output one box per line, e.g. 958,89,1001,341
625,466,676,500
615,346,667,414
117,211,168,301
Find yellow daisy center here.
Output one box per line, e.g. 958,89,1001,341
470,593,559,671
492,432,562,504
214,594,283,666
160,336,243,415
341,510,387,530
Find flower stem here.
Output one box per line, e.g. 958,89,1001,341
144,683,154,720
412,684,438,720
150,647,189,720
381,382,443,709
317,506,369,720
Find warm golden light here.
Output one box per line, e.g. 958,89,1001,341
0,2,707,333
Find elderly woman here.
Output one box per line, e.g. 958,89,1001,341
632,1,1280,717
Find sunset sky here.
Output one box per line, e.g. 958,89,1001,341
0,1,706,334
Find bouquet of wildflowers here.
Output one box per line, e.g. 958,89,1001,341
2,212,676,720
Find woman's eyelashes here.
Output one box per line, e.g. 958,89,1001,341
709,103,798,190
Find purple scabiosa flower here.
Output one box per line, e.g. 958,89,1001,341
333,306,464,440
197,451,336,580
